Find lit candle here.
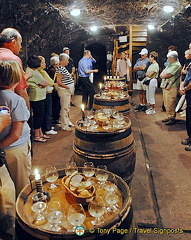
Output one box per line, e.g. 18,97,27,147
99,83,103,96
81,104,85,121
34,169,43,192
104,76,107,81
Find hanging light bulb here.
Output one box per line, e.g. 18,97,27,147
90,26,98,32
163,6,174,13
148,25,155,30
70,8,81,16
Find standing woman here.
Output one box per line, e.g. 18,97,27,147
0,60,31,198
116,52,132,82
56,53,74,131
47,56,60,124
38,56,57,135
26,55,48,142
145,51,159,114
0,106,15,239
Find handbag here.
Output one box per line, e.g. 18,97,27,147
143,77,152,85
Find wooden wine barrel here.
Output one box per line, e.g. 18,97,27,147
16,168,137,240
93,96,130,113
73,117,136,184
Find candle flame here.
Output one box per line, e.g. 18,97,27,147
81,104,85,111
99,83,102,89
34,169,40,180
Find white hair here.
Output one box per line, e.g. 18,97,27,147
59,53,69,61
50,56,59,66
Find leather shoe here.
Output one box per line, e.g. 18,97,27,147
181,138,191,145
185,145,191,151
162,118,170,123
70,102,76,107
165,119,176,125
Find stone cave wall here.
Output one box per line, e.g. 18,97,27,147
0,0,190,69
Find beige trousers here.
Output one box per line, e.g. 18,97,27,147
5,140,32,198
162,87,178,119
0,165,15,239
57,87,72,129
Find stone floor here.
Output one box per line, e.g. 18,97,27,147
16,89,191,240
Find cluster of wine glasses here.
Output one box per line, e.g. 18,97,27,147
31,162,120,232
31,200,66,231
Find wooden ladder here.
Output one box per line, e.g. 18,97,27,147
112,25,148,90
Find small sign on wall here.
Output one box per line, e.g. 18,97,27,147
119,36,127,43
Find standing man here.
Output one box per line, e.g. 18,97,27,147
88,54,96,83
180,49,191,151
134,48,150,111
63,47,76,106
0,28,31,109
160,51,181,125
78,50,98,109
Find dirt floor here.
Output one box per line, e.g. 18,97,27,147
16,89,191,240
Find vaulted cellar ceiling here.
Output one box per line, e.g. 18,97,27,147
0,0,190,62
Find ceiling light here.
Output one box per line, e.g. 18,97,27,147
148,25,155,30
163,6,174,13
70,8,80,16
90,26,98,32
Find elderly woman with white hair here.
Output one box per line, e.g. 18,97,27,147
56,53,74,131
160,51,181,125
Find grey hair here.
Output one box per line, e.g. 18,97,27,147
166,51,178,60
50,56,59,66
185,49,191,55
59,53,69,61
0,28,20,47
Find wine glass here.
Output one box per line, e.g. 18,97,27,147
31,201,47,221
85,109,94,120
47,201,64,232
45,167,59,189
82,162,95,179
67,203,86,232
88,196,105,225
104,173,118,193
105,192,119,213
65,162,78,176
95,165,109,185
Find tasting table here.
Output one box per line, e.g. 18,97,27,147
16,168,131,240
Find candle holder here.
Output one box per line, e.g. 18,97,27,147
31,170,50,203
82,110,85,121
32,180,50,203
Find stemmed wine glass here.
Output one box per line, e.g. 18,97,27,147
88,196,105,225
31,201,47,222
105,192,119,213
67,203,86,232
47,201,64,232
104,173,118,193
95,165,109,185
45,167,59,189
65,162,78,176
82,162,95,179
